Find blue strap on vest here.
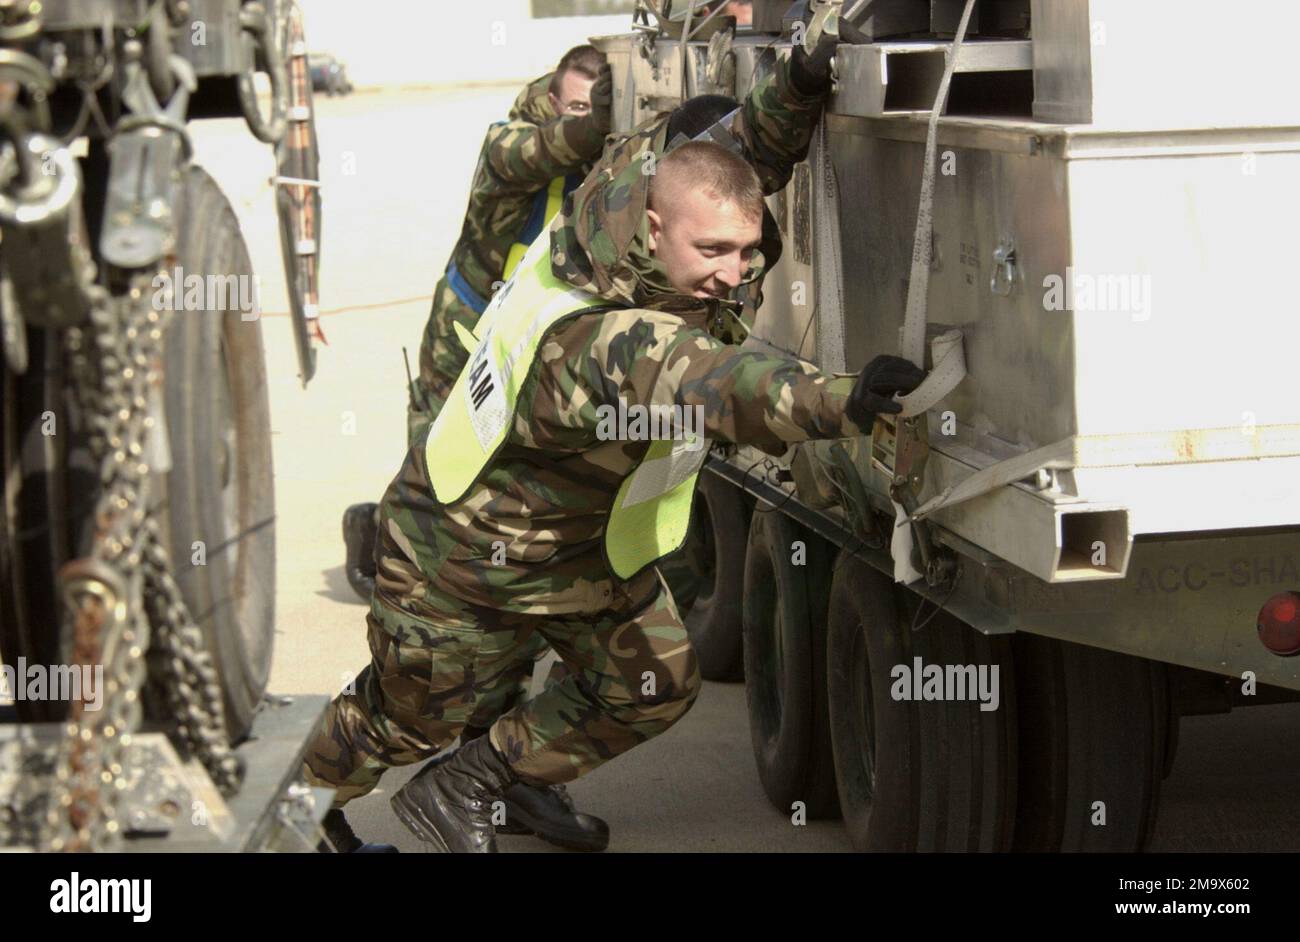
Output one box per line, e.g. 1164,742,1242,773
444,172,584,316
516,171,585,248
446,258,489,315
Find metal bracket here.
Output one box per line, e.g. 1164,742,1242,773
100,47,197,269
0,132,97,328
236,1,288,145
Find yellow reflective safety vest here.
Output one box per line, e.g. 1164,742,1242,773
425,231,709,581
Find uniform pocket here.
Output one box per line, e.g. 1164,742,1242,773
369,601,487,726
415,622,487,724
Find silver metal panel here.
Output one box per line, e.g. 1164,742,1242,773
1029,0,1092,123
822,120,1078,452
750,176,817,358
732,31,781,100
598,32,786,134
832,40,1032,118
1032,0,1300,129
999,529,1300,693
595,34,736,130
754,112,1300,579
591,33,638,133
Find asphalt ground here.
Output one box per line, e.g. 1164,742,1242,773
187,86,1300,854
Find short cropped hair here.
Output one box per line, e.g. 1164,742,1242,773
648,140,764,221
550,45,605,97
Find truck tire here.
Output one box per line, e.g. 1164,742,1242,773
1011,634,1167,852
680,471,749,681
827,553,1017,851
742,504,840,818
152,166,276,743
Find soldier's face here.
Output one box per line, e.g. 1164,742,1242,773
550,69,596,117
646,188,762,300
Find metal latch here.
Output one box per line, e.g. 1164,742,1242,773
990,239,1017,296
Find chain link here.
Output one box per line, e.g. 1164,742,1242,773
141,520,245,795
39,276,242,851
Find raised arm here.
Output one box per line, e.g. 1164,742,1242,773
728,49,832,195
487,68,613,190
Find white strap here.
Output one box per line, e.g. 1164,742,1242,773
911,437,1076,521
909,422,1300,521
888,0,977,581
898,329,965,418
897,0,975,380
812,117,848,372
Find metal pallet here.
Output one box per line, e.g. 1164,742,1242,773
0,694,331,852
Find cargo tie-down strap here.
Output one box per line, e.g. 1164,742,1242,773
883,0,977,582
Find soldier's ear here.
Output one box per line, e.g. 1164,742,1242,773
646,208,663,253
548,91,562,114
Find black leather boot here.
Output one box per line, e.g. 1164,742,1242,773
342,502,378,600
389,736,516,853
461,724,609,851
499,781,610,851
318,808,398,853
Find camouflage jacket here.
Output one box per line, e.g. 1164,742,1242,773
377,55,855,617
448,72,608,304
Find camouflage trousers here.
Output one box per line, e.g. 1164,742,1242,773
395,272,565,767
407,275,477,447
301,572,701,806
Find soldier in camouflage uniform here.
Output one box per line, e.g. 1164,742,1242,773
410,48,613,442
306,28,924,853
328,45,613,854
343,45,612,601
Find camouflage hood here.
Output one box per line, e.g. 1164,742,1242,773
511,73,558,126
550,115,780,335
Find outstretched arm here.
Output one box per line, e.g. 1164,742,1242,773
541,310,874,453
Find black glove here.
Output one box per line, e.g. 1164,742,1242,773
790,4,839,96
589,64,613,135
847,355,927,428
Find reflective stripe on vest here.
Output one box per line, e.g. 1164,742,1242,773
605,433,707,580
425,229,708,581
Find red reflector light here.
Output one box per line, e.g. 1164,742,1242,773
1257,591,1300,657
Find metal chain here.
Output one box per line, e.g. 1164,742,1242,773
141,521,245,795
49,280,160,851
42,276,242,851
